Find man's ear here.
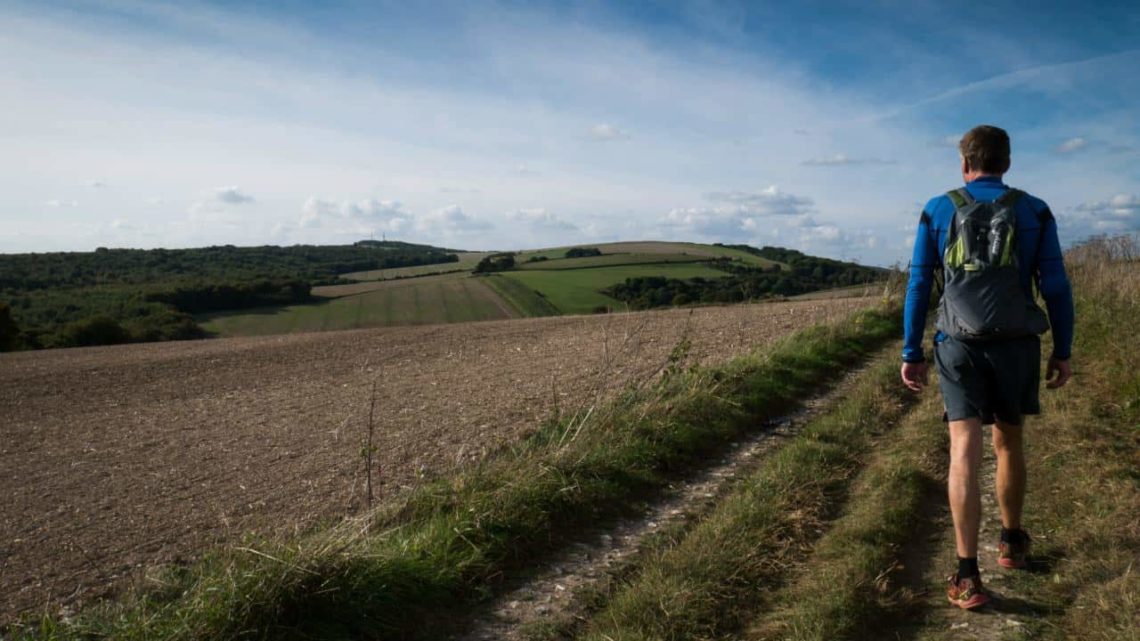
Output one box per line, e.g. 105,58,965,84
960,155,969,174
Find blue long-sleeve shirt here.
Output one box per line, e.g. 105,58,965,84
902,176,1074,363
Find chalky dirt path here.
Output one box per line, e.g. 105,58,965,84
0,299,868,623
453,359,879,641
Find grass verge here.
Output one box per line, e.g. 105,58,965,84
571,347,915,641
747,237,1138,641
1014,238,1139,640
744,377,945,640
10,306,898,641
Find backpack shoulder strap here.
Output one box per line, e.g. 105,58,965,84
946,188,974,209
997,188,1024,207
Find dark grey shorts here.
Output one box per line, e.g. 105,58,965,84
934,335,1041,426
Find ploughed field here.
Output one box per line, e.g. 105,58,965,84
0,298,870,622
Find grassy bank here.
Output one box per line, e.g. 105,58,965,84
745,381,946,640
12,307,898,640
746,237,1139,641
571,350,914,641
1010,238,1139,640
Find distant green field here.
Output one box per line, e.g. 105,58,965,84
789,284,879,301
342,252,489,281
516,241,782,270
518,252,707,271
501,263,730,314
482,274,560,317
200,274,512,336
200,241,793,337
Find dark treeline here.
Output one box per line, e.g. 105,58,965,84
473,252,517,273
0,242,458,350
0,242,456,290
604,246,885,310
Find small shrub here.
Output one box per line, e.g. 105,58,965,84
59,315,130,347
565,247,603,259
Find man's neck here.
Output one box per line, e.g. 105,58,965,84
963,171,1003,183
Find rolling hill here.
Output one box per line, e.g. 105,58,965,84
0,240,886,345
199,241,884,338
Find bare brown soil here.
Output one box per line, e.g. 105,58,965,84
0,299,869,622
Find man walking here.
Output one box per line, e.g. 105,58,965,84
901,125,1075,609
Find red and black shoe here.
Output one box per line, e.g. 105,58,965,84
946,573,990,610
998,531,1031,569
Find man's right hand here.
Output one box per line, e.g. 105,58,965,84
901,361,929,392
1046,356,1072,389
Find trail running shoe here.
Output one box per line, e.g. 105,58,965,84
946,573,990,610
998,531,1031,569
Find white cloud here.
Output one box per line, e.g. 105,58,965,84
587,123,630,141
929,134,961,148
801,154,895,167
510,208,578,232
1073,194,1140,232
84,179,108,188
664,187,814,239
417,205,492,234
44,199,78,207
300,197,412,232
188,186,257,218
702,186,813,216
1056,137,1088,154
215,186,255,204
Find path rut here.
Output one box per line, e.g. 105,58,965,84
453,359,878,641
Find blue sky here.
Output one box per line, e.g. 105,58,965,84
2,0,1138,265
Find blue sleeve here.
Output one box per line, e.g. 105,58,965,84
903,205,939,362
1035,210,1075,360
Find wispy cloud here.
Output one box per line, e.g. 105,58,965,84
44,199,78,207
587,123,630,141
1055,137,1088,154
300,197,412,232
800,154,895,167
702,186,812,215
870,48,1140,122
84,179,108,188
1073,194,1140,232
928,135,960,148
665,186,814,237
215,186,255,204
510,208,578,233
418,205,492,234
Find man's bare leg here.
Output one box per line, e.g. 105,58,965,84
948,418,984,559
992,418,1026,530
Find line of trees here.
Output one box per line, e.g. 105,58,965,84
0,242,458,351
605,249,885,310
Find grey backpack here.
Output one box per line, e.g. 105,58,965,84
935,187,1049,341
